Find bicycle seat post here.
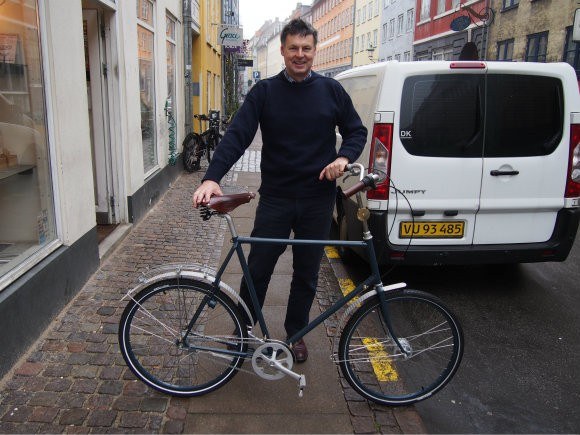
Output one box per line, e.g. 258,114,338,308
223,214,238,239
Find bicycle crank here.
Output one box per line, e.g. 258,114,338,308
251,341,307,397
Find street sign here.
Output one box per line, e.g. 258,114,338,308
218,25,243,47
238,58,253,67
450,15,471,32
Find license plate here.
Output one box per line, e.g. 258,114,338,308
399,221,465,239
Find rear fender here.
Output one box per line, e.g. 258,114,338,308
122,263,255,325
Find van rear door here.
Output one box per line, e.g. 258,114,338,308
475,66,568,244
388,70,485,247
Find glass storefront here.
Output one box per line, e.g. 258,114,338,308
0,0,57,283
137,0,157,173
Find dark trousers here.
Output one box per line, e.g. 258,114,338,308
239,193,335,338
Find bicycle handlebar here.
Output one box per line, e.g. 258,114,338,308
341,164,381,198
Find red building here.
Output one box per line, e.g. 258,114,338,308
414,0,490,60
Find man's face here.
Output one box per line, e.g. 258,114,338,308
280,33,316,82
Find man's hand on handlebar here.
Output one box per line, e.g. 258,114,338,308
319,156,350,181
193,180,222,207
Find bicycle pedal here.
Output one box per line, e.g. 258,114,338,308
298,374,306,398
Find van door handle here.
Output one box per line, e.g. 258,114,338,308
490,170,519,176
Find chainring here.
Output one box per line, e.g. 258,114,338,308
251,341,293,380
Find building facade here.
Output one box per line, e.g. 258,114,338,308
486,0,579,77
413,0,488,60
378,0,415,61
353,0,381,66
312,0,355,76
0,0,190,377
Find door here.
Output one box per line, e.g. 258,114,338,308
83,9,114,224
389,71,485,246
475,71,567,244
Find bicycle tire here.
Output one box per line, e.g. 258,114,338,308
207,132,222,164
182,133,202,172
118,278,248,397
338,289,463,405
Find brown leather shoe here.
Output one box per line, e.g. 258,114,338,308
291,339,308,363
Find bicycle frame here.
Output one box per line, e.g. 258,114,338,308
205,196,409,356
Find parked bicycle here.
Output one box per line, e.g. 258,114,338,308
182,110,222,172
118,164,464,405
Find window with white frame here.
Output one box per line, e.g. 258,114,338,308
137,0,157,173
389,18,395,39
397,14,404,35
407,9,414,31
0,0,58,283
420,0,430,20
166,13,177,120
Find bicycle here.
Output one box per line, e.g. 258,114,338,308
118,164,464,405
182,110,222,172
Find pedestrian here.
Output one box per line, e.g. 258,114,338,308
192,18,367,362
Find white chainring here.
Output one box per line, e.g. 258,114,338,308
251,341,294,380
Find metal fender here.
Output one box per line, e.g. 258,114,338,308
331,282,406,358
122,263,255,326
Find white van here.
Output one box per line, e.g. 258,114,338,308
335,61,580,265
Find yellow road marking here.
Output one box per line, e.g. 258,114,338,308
362,337,398,382
324,246,341,259
325,246,399,382
337,278,356,296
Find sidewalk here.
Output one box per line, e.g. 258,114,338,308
0,133,425,434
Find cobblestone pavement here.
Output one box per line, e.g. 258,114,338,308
0,136,424,434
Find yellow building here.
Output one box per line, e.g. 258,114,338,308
191,0,222,130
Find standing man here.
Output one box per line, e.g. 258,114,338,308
193,19,367,362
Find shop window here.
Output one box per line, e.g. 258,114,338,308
166,13,176,117
137,0,157,173
0,0,57,283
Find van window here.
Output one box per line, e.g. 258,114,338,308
484,74,563,157
339,75,380,126
400,75,484,158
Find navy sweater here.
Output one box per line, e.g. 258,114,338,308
203,71,368,198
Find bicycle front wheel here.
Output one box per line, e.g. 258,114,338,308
119,278,248,397
338,289,463,405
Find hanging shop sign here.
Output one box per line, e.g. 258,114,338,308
218,25,243,47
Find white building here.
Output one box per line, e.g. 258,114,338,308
0,0,185,376
378,0,415,62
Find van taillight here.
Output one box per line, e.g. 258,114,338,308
367,123,393,200
566,124,580,198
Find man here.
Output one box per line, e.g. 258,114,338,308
193,18,367,362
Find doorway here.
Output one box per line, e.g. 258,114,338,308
82,8,117,233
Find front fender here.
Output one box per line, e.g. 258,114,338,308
331,282,406,359
122,263,255,326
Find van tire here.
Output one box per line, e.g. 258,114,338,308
337,212,356,264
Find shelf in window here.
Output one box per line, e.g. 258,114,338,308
0,164,34,180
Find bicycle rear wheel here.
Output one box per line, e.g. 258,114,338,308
182,133,202,172
338,289,463,405
119,278,248,397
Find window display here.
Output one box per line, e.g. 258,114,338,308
0,0,57,282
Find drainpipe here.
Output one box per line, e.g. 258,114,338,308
183,0,192,134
